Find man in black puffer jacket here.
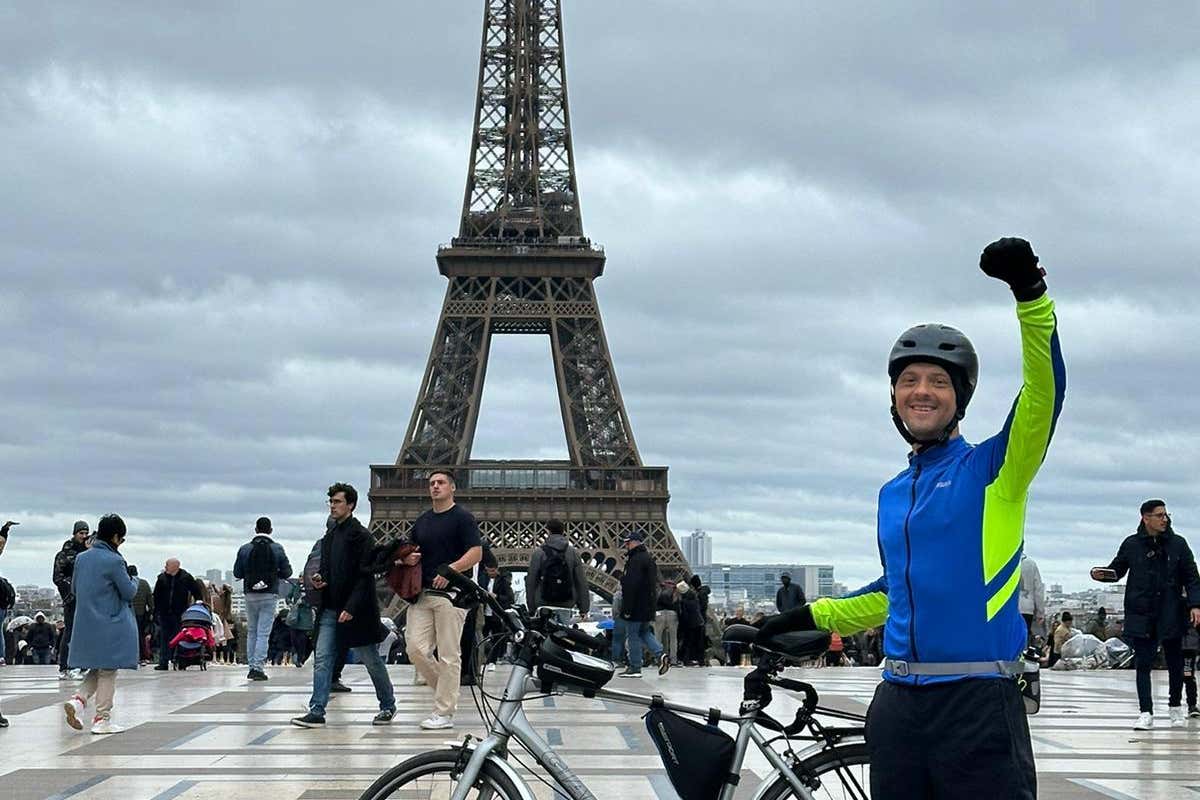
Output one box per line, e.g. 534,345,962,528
616,530,669,677
52,521,90,678
1094,499,1200,730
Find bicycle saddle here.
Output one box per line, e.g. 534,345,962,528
722,624,831,660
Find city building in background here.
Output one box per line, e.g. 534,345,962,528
681,530,713,568
690,564,837,611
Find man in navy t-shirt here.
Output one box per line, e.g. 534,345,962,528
401,469,482,729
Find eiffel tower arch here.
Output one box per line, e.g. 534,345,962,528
368,0,690,599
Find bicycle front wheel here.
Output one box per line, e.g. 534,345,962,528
760,742,871,800
358,748,524,800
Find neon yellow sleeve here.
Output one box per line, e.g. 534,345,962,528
810,592,889,635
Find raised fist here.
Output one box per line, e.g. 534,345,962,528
980,237,1045,300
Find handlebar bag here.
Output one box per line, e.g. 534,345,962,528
644,707,736,800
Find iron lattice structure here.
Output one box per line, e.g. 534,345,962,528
368,0,689,598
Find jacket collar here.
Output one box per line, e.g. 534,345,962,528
908,435,969,468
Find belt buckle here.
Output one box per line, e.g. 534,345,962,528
891,659,910,677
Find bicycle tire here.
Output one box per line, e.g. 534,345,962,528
759,742,871,800
357,748,524,800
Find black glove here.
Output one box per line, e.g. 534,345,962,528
979,237,1046,301
755,604,817,642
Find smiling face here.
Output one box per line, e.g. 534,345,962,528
893,362,959,441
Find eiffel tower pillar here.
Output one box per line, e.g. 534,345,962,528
368,0,690,598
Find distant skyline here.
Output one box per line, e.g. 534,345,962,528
3,4,1200,591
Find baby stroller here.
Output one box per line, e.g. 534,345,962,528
170,602,216,670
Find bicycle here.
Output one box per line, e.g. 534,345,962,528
358,567,871,800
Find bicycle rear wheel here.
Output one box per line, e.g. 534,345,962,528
358,748,523,800
760,742,871,800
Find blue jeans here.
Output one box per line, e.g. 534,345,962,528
625,621,663,673
244,593,278,671
308,609,395,717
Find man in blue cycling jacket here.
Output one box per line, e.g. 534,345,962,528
760,237,1065,799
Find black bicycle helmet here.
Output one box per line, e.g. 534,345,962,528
888,323,978,445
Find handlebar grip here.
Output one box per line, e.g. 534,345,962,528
772,676,819,714
554,624,601,651
435,565,479,594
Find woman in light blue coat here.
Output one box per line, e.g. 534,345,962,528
64,514,138,734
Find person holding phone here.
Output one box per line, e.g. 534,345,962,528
1092,499,1200,730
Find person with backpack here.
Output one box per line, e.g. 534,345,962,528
525,519,590,615
233,516,293,681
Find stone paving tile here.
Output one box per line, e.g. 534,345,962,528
1,663,1199,799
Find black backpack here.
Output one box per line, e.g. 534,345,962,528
243,536,278,593
539,545,574,604
0,577,14,610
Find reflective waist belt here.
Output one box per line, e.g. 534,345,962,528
884,658,1024,678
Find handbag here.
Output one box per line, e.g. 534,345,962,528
385,542,423,601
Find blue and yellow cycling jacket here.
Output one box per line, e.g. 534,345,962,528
812,294,1065,685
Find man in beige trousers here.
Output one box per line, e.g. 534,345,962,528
402,470,482,730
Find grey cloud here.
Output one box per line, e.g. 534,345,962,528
2,3,1199,593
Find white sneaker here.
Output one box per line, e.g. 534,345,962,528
70,669,86,680
419,713,454,730
1169,706,1186,727
1133,712,1154,730
63,696,86,731
90,717,124,735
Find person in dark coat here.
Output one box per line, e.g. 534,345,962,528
676,581,706,666
52,520,90,678
63,514,138,735
152,559,203,670
775,572,805,612
292,483,395,728
27,612,57,664
1094,499,1200,729
267,610,292,665
128,565,153,662
616,530,668,677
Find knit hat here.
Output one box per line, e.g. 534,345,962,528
73,520,90,534
675,581,690,593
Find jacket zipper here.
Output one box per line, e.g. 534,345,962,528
903,464,922,664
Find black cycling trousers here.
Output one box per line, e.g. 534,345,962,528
1132,636,1183,713
866,678,1036,800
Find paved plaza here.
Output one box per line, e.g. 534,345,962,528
0,663,1197,799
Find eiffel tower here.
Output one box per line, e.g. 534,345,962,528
368,0,690,598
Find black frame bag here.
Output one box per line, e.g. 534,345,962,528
645,706,736,800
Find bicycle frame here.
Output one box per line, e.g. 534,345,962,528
447,663,830,800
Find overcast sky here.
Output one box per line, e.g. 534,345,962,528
2,2,1198,592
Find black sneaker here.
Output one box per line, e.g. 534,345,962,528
657,654,672,676
372,709,396,726
290,712,325,728
330,681,352,693
153,665,169,671
0,713,8,728
618,669,642,678
1189,706,1200,719
249,670,269,682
